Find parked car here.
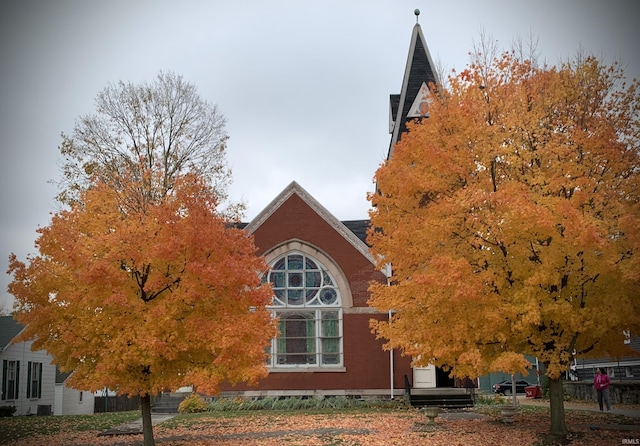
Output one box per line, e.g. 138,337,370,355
492,379,534,395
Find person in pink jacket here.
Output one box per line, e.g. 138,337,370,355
594,368,611,411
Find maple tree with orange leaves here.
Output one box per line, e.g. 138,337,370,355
369,51,640,438
8,174,276,446
7,73,276,446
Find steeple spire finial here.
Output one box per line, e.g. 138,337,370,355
387,7,439,159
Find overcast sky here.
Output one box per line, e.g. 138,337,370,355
1,0,638,310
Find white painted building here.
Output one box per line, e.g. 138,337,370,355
54,370,94,416
1,316,55,415
1,316,93,416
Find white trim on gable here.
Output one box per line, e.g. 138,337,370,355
245,181,375,264
407,82,431,118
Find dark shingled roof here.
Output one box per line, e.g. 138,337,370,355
388,22,439,159
0,316,24,351
341,220,370,245
56,367,72,384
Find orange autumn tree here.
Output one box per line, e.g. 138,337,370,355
369,52,640,437
8,72,266,446
8,173,276,446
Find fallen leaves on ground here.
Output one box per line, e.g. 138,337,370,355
0,411,140,444
5,408,638,446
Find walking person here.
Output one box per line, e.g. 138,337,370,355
594,368,611,411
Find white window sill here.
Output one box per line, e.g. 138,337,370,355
268,366,346,373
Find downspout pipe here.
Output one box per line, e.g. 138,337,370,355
384,263,394,399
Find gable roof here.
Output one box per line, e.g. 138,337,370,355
341,220,370,245
56,367,73,384
0,316,24,351
245,181,375,263
388,17,439,159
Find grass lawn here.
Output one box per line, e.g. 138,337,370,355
1,403,638,445
0,410,140,444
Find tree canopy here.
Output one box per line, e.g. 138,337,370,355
8,72,271,446
9,172,276,394
9,173,276,445
368,52,640,436
57,71,233,212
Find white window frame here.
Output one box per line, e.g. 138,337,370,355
271,308,343,368
264,248,346,371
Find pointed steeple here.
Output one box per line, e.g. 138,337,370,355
387,9,439,159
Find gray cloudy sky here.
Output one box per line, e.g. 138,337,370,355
1,0,639,310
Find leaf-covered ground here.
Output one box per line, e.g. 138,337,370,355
3,406,639,446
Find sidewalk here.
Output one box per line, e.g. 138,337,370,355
516,395,640,419
98,413,176,436
515,395,640,433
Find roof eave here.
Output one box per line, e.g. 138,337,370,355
245,181,375,264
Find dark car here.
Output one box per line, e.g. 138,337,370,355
492,379,533,395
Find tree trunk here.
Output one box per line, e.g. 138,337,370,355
140,393,155,446
548,376,568,438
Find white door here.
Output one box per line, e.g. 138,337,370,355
413,365,436,388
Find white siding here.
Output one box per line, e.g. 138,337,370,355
54,384,63,415
55,382,94,416
0,339,55,416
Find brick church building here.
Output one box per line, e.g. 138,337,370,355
217,14,470,400
214,11,638,402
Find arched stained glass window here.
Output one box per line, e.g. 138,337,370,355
268,253,340,307
264,252,343,368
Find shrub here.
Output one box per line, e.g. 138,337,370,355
178,394,208,413
206,395,402,412
0,405,17,417
475,394,503,406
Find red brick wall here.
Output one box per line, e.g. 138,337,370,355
217,193,412,394
219,313,412,392
251,194,386,307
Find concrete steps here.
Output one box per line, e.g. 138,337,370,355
151,393,189,414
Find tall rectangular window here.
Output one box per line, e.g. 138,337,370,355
320,311,340,365
1,360,19,400
276,312,316,365
272,309,343,367
26,362,42,399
